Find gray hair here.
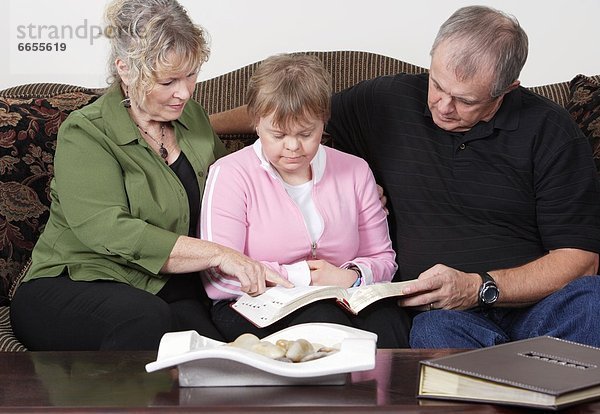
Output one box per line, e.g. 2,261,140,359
104,0,210,105
430,5,528,98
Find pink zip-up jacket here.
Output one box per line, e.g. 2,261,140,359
200,140,397,300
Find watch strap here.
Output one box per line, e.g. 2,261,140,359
478,272,494,284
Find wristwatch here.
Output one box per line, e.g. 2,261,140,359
478,272,500,308
348,265,362,287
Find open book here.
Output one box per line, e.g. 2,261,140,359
231,281,414,328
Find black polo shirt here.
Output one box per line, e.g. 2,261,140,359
327,73,600,281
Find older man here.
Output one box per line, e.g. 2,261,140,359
326,5,600,348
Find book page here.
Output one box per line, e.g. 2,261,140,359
347,281,413,313
261,285,334,304
231,285,340,328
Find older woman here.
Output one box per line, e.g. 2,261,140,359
10,0,289,351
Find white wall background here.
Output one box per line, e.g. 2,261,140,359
2,0,599,91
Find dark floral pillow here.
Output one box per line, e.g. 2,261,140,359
566,74,600,173
0,91,99,305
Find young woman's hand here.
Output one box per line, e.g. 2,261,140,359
307,259,358,288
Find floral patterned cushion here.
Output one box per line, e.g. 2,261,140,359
0,89,260,307
0,90,100,305
566,74,600,173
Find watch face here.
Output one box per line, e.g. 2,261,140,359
481,284,499,303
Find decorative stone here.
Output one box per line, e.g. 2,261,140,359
300,351,334,362
317,345,339,353
228,334,339,363
275,339,291,350
285,339,315,362
228,333,260,350
251,341,286,359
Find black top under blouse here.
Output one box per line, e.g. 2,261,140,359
170,151,200,238
158,151,206,303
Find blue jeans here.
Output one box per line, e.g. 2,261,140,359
410,275,600,348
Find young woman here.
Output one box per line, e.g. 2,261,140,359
200,53,411,347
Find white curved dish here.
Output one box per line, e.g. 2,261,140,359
145,323,377,386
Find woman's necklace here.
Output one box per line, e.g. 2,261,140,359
136,123,168,163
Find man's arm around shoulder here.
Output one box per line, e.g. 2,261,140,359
209,105,254,135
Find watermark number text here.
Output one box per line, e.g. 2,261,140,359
17,42,67,52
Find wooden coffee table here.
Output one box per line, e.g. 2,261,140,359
1,349,599,412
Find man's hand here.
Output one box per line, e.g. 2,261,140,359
397,264,480,311
376,184,389,215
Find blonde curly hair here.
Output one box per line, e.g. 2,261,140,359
104,0,210,105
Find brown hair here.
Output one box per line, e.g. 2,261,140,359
246,53,332,129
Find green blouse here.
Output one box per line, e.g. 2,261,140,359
24,85,229,294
